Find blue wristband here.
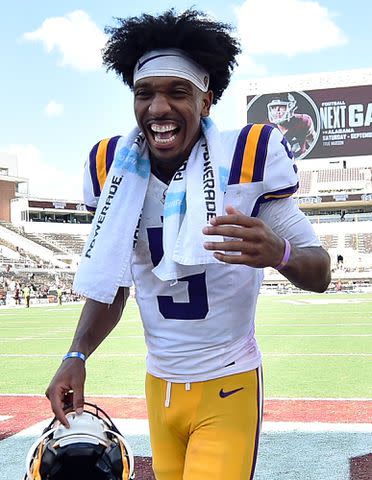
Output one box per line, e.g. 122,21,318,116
62,351,86,362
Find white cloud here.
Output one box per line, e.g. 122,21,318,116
212,78,253,130
235,0,348,56
234,52,268,78
23,10,107,71
0,145,83,200
44,100,64,117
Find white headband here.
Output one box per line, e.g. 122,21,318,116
133,48,210,92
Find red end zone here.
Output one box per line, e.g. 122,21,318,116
1,395,371,440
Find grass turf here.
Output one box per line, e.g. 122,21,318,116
0,293,371,398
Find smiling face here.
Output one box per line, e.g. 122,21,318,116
134,76,213,180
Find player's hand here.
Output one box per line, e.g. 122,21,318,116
203,205,285,268
45,359,86,428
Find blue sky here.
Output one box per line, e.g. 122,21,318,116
1,0,371,200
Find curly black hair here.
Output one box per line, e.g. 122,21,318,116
102,8,241,104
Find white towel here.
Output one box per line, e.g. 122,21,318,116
73,128,150,303
153,117,226,280
73,118,227,304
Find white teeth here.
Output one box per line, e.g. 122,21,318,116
154,133,177,144
151,123,177,132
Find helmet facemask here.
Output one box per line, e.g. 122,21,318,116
25,403,135,480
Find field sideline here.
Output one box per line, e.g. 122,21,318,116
1,292,371,479
1,293,371,397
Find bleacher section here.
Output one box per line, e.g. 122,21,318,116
296,166,372,196
40,233,87,255
0,221,73,270
345,232,372,254
295,221,372,279
297,170,312,195
0,158,371,298
1,213,371,276
0,237,52,269
319,234,338,250
0,221,64,254
363,233,372,253
317,167,366,184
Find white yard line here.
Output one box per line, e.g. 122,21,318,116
0,415,12,421
258,334,372,337
266,353,372,356
0,352,371,358
1,393,370,401
280,299,372,305
263,421,372,432
12,418,372,439
0,393,145,398
0,335,143,342
0,353,145,358
259,323,372,326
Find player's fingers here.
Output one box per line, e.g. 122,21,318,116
46,386,70,428
212,252,258,265
224,205,243,216
203,224,252,239
72,384,85,415
210,212,260,228
209,214,245,227
204,240,257,253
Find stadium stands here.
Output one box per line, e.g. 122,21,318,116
40,233,87,255
297,167,372,196
1,69,372,299
345,232,372,254
319,234,339,250
317,167,366,184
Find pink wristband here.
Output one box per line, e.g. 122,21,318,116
275,239,291,271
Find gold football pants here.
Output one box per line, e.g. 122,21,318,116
145,367,263,479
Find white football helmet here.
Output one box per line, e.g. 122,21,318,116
267,93,297,124
24,402,135,480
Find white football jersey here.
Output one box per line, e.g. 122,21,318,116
132,173,263,382
82,124,320,382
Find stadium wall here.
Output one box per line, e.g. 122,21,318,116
21,222,91,235
0,180,16,222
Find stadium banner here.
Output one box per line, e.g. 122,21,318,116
246,85,372,160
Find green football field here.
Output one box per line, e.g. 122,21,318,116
0,293,371,399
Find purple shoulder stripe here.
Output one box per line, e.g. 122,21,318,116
85,204,96,213
228,124,253,185
89,136,122,198
106,136,121,174
251,124,274,182
251,183,299,217
89,142,101,197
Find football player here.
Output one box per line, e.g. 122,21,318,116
267,93,316,158
46,9,331,480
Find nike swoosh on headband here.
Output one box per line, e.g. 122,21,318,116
133,48,210,92
136,54,181,71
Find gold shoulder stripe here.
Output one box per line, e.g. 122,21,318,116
96,138,111,189
240,124,266,183
264,193,293,200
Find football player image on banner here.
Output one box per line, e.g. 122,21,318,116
248,92,320,159
267,93,318,159
247,85,372,160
